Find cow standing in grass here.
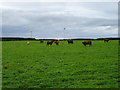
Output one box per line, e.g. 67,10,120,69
103,39,109,42
82,41,92,46
40,40,44,43
67,39,73,44
54,41,59,45
47,40,54,45
27,41,30,45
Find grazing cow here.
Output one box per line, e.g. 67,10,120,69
67,39,73,44
40,40,44,43
82,41,92,46
104,39,109,42
27,41,30,45
54,41,59,45
47,40,54,45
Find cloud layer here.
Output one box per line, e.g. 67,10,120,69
1,2,118,39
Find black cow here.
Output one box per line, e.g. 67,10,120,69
67,39,73,44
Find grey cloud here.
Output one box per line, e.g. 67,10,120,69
2,2,118,39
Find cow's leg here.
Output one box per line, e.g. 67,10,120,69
89,43,92,46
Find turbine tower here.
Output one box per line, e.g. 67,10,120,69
64,28,66,40
30,31,32,38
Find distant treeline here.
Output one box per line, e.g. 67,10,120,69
1,37,120,41
1,37,36,41
96,38,120,40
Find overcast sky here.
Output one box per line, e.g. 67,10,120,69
1,2,118,39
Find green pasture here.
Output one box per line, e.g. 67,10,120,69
2,40,119,88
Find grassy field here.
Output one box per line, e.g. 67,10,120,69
2,40,119,88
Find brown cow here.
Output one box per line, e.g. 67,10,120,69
104,39,109,42
47,40,54,45
40,40,44,43
54,41,59,45
82,41,92,46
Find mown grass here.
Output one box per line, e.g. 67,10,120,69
2,40,119,88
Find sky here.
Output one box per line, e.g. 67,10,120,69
1,2,118,39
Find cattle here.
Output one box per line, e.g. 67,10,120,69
47,40,60,45
82,41,92,46
103,39,109,42
47,41,54,45
67,39,73,44
54,41,59,45
40,40,44,43
27,41,30,45
47,40,56,45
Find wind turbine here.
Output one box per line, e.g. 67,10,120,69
30,31,32,38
